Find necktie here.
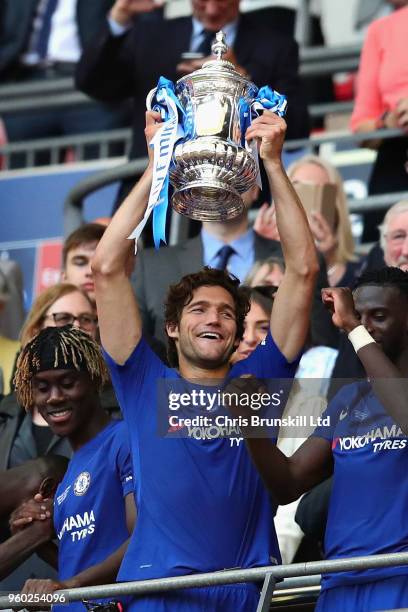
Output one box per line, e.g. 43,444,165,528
35,0,59,60
215,245,235,271
196,29,215,56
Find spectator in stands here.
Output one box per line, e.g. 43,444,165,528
350,0,408,240
244,256,285,287
0,260,25,342
91,109,318,610
230,285,277,365
380,199,408,270
20,282,98,347
62,223,106,305
12,327,135,606
238,266,408,610
0,1,131,165
0,271,20,396
356,197,408,273
0,456,68,581
63,222,167,361
254,155,361,288
75,0,310,177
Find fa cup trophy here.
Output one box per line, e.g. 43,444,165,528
136,31,287,248
169,32,259,221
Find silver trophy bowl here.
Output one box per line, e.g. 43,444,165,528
170,32,259,221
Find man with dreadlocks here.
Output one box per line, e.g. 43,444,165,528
91,110,318,610
235,266,408,611
13,326,136,611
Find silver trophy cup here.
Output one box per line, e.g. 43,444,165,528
169,31,259,221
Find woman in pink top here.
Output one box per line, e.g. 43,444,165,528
351,0,408,239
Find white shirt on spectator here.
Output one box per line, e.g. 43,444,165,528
274,345,338,564
48,0,81,62
22,0,81,65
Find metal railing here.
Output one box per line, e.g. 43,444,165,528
299,43,361,62
1,118,404,171
0,77,73,99
0,38,363,116
309,100,353,118
0,128,132,168
59,125,407,237
282,125,404,151
1,552,407,611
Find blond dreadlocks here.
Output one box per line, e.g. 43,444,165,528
14,326,109,410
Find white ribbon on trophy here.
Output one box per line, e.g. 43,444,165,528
128,84,184,253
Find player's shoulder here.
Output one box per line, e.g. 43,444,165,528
108,418,129,440
102,420,131,461
327,380,371,416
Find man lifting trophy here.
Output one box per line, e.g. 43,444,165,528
91,23,318,608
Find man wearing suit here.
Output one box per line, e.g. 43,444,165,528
76,0,310,161
0,0,114,80
0,0,130,159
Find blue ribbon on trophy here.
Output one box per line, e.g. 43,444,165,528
128,77,185,251
129,76,287,250
239,86,287,188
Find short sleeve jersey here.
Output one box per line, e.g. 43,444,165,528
53,420,133,607
313,381,408,590
104,332,298,581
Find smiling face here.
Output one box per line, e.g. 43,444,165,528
383,211,408,272
166,285,239,374
353,285,408,361
32,369,99,439
62,241,98,302
231,300,269,364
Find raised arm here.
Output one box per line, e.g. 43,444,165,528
322,286,408,435
227,377,333,504
91,111,161,364
245,112,319,361
75,0,158,102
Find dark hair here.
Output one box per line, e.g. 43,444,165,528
354,266,408,298
245,285,277,317
14,326,109,410
62,223,106,267
164,267,250,367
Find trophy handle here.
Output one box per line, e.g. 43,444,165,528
146,87,157,111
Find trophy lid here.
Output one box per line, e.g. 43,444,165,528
177,30,256,90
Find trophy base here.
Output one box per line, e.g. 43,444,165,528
171,181,244,222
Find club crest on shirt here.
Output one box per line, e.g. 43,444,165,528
74,471,91,496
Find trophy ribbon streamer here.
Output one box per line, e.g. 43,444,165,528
128,77,185,251
239,86,287,188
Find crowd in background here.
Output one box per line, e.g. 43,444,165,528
0,0,408,609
